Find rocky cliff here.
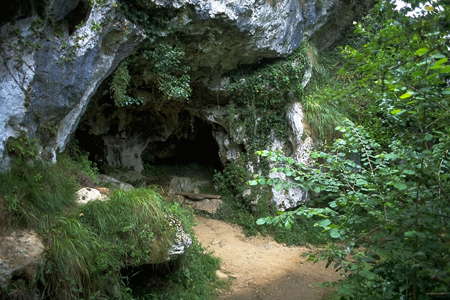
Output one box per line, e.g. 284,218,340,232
0,0,373,208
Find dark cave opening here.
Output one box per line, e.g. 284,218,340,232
74,129,106,169
74,109,223,183
121,260,180,297
144,116,222,171
66,0,91,35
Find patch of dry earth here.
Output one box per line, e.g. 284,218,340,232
193,216,339,300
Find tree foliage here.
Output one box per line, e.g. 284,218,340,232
254,0,450,298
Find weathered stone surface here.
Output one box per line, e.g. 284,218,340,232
267,102,312,210
201,102,311,210
144,0,372,85
169,177,200,194
0,0,373,170
0,0,143,170
216,270,229,280
97,174,134,190
0,231,44,288
75,187,108,205
186,198,223,214
167,217,192,259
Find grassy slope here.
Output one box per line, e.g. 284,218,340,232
0,155,220,300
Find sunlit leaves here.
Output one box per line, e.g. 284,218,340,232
415,47,429,56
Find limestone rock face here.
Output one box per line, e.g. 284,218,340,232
0,231,44,289
0,0,372,170
205,102,311,210
167,217,193,259
268,102,312,210
0,0,143,170
144,0,372,85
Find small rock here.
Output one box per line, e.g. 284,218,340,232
75,187,108,205
185,199,223,214
95,187,111,195
97,175,134,190
168,177,197,194
0,231,44,288
216,270,229,280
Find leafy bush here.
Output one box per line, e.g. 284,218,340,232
214,161,327,245
253,0,450,298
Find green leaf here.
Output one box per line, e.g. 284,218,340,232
317,219,332,228
399,91,414,99
439,65,450,73
415,48,429,56
356,179,368,186
313,186,322,193
404,231,417,238
390,109,404,115
393,182,408,191
430,57,448,69
330,229,341,239
256,218,267,225
248,180,258,186
402,169,415,175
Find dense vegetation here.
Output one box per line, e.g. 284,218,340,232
254,0,450,299
0,155,220,300
2,0,448,299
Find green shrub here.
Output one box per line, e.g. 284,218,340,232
214,161,327,245
5,133,39,161
253,0,450,296
40,188,177,300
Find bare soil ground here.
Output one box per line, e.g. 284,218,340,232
193,216,339,300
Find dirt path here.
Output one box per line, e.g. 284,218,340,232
193,216,339,300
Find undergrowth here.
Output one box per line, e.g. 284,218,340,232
213,162,328,246
0,156,220,300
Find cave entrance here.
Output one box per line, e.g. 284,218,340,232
146,117,221,167
73,103,223,189
142,115,222,188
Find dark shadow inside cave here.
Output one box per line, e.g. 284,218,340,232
141,115,223,188
73,109,222,187
74,128,106,169
144,116,222,170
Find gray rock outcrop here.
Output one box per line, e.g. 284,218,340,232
0,0,143,170
143,0,372,85
0,0,372,170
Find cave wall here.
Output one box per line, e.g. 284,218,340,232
0,0,373,171
0,0,374,208
0,0,143,170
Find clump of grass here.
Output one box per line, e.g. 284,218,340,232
41,189,177,300
1,156,220,299
303,92,345,143
0,158,79,231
